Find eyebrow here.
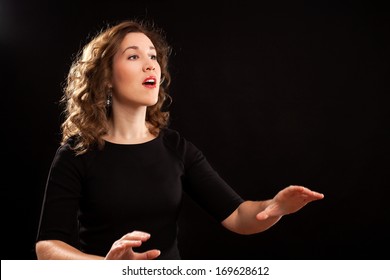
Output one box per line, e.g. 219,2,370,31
122,46,156,54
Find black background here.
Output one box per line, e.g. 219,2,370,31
1,0,389,260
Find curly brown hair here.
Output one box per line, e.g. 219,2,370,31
60,19,172,154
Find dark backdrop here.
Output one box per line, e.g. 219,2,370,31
2,0,389,260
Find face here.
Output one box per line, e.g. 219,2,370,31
110,32,161,109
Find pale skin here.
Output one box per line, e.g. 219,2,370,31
35,32,324,260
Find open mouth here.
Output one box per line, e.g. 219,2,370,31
142,77,157,86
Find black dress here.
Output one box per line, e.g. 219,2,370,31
36,128,244,259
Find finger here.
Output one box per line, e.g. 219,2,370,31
302,191,324,201
106,240,142,259
288,185,305,192
311,191,325,199
300,187,324,198
256,212,269,220
256,203,277,220
290,186,324,200
135,249,161,260
281,185,306,198
114,240,142,250
121,231,151,242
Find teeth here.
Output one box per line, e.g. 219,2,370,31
145,79,155,83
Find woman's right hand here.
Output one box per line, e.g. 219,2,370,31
104,231,160,260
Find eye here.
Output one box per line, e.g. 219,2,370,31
127,55,139,60
150,54,157,60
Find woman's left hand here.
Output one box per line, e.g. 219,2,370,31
256,185,324,220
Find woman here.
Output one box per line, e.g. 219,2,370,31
35,19,324,260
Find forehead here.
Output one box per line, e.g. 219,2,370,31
119,32,155,50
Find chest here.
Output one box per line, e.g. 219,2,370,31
80,144,184,220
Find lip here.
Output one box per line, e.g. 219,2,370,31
142,76,157,88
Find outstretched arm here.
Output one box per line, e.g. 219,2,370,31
221,185,324,235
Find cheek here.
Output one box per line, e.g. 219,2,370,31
156,64,162,75
112,64,136,86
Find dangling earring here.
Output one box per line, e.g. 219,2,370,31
106,87,112,106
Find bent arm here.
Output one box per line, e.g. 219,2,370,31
35,240,104,260
222,185,324,235
35,231,161,260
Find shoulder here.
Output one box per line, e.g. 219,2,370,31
160,127,203,164
54,137,80,158
160,127,194,151
53,137,97,165
55,141,76,159
160,127,182,146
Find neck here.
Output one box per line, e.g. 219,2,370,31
105,106,155,144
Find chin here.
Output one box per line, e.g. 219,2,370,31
145,98,159,107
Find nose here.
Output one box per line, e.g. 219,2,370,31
143,62,155,72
